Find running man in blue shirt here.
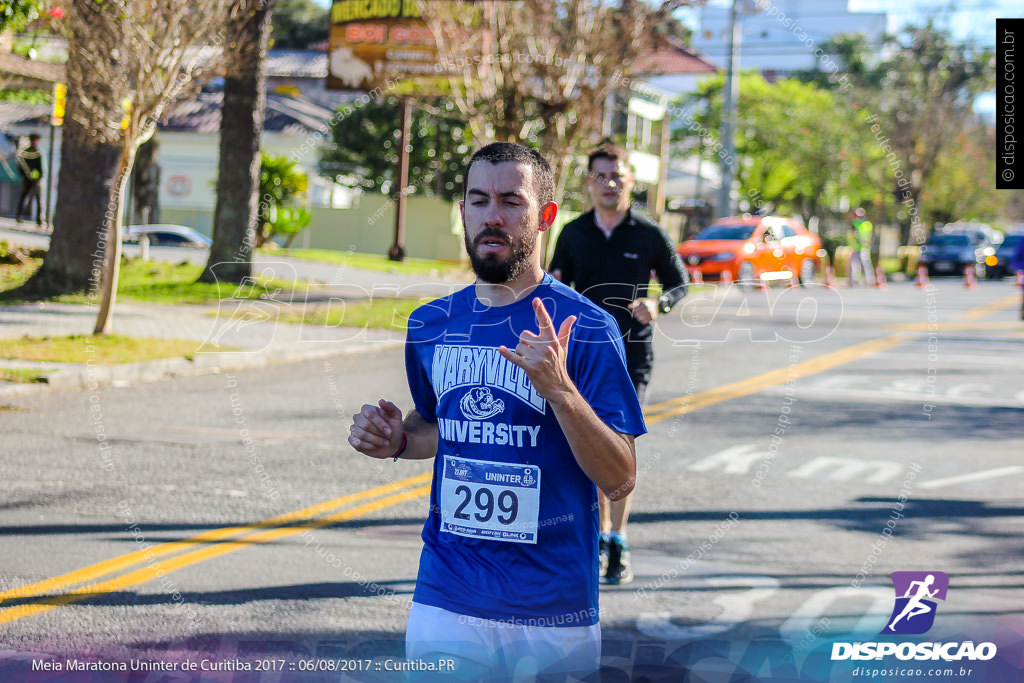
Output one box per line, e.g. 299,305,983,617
349,142,647,679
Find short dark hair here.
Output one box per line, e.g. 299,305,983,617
465,142,554,207
587,142,630,172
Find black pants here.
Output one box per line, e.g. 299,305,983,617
632,379,649,408
16,179,42,224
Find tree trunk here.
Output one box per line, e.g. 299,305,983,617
132,136,160,224
93,146,136,334
199,1,272,284
6,102,123,299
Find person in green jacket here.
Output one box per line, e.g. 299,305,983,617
847,207,874,286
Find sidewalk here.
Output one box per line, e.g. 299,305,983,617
0,221,468,397
0,297,410,397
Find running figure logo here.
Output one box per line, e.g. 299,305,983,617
881,571,949,635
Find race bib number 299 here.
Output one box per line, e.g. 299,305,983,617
439,455,541,544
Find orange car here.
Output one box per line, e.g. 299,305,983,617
677,215,823,286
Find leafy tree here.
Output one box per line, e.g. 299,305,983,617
319,97,472,202
0,88,50,104
200,0,273,285
799,33,886,90
258,153,310,247
922,123,1004,226
418,0,697,205
9,0,231,335
680,73,879,223
808,22,995,243
0,0,40,33
270,0,326,49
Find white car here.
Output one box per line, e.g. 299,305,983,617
123,224,212,248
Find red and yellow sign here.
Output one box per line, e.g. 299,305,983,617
327,0,440,91
51,82,66,127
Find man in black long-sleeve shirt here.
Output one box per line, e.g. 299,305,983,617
549,143,688,584
16,133,44,226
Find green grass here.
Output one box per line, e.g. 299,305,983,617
0,259,41,292
0,335,205,364
114,259,308,304
0,258,309,305
276,248,471,279
0,367,49,384
276,297,432,331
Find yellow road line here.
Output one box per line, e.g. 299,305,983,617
642,335,906,425
965,293,1021,320
0,485,431,625
0,472,431,606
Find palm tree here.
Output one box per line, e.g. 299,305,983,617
200,0,273,285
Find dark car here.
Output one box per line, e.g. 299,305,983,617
986,232,1023,279
919,230,997,278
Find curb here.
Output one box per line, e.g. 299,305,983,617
0,340,403,398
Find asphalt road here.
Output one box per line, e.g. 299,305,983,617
1,279,1022,682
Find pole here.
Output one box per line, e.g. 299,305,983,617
45,123,55,227
389,96,411,261
652,112,670,224
717,0,741,219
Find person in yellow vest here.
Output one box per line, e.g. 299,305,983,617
847,208,873,286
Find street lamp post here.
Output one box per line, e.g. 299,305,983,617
717,0,742,219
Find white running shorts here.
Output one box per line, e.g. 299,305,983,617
404,601,601,682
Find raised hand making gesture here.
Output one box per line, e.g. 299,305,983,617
498,298,577,402
498,297,635,501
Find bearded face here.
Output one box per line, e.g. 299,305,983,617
464,224,537,284
461,161,543,285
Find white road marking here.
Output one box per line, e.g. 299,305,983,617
764,384,1024,408
780,586,892,649
688,445,766,474
874,352,1024,368
947,383,994,398
918,467,1024,490
788,457,904,484
690,447,911,484
636,576,779,640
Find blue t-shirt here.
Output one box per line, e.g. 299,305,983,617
405,273,647,627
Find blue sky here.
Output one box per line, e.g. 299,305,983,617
683,0,1021,48
848,0,1022,47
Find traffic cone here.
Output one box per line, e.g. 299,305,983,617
874,265,888,289
720,269,733,288
915,265,929,289
788,270,800,288
1016,270,1024,289
689,268,703,286
963,265,977,290
824,266,836,289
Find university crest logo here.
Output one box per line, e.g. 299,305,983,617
459,387,505,420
